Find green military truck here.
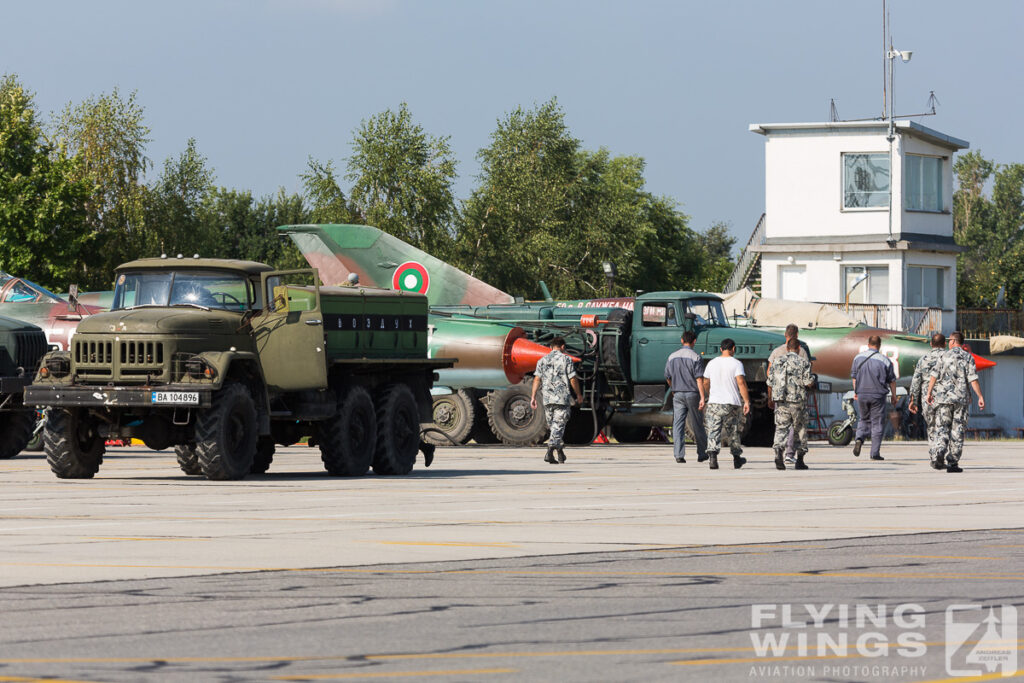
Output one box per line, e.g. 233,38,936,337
0,315,48,459
434,291,786,446
26,257,449,480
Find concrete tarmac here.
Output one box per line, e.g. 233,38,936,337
0,441,1021,586
0,441,1022,681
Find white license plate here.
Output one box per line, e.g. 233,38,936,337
151,391,199,405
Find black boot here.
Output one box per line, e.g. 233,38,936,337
931,457,946,470
544,446,556,464
852,439,863,457
795,452,808,470
946,460,963,473
557,447,566,463
708,452,719,470
774,448,786,470
733,454,747,469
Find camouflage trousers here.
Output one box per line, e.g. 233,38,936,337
932,402,968,465
705,403,743,457
773,401,808,454
920,403,939,460
544,404,571,448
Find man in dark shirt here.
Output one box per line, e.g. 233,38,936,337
850,335,898,460
665,331,707,463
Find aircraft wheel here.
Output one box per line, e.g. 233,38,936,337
0,410,35,459
373,383,419,475
44,408,104,478
424,390,475,446
827,420,854,447
486,384,548,446
317,385,376,476
174,444,203,475
196,382,257,481
562,408,598,445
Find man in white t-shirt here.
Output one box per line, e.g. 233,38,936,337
701,338,751,470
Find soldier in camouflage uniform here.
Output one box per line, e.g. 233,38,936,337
926,331,985,473
530,337,583,464
767,337,814,470
908,333,946,468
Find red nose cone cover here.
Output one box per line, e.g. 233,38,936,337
971,353,996,371
504,336,553,384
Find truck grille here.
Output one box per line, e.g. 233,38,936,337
75,340,113,365
73,338,167,380
14,330,47,374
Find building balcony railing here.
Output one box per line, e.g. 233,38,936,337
816,302,942,334
956,308,1024,339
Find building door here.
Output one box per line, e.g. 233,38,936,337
779,265,807,301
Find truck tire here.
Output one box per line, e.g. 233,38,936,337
43,408,105,479
252,437,275,474
174,444,202,475
486,384,548,446
0,411,35,459
424,389,475,446
470,392,499,444
827,420,854,447
373,383,420,475
195,382,257,481
317,385,376,476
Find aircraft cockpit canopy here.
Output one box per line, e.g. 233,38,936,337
0,272,65,304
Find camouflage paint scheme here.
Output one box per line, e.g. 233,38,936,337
279,224,514,307
0,272,106,351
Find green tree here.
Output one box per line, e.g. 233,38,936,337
954,152,1024,307
691,221,736,292
346,103,457,258
141,138,217,257
301,157,360,224
200,188,307,269
53,88,150,288
456,98,699,299
0,75,90,289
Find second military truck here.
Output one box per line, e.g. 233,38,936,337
26,257,449,480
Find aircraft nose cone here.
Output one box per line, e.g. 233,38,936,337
971,353,997,370
504,337,557,384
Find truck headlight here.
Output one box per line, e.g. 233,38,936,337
185,358,216,380
42,354,71,379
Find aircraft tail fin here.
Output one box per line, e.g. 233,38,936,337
279,224,513,307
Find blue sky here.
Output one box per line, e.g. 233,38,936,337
4,0,1022,250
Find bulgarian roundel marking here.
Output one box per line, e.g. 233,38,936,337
392,261,430,294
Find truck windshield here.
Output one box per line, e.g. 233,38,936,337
112,271,251,312
685,299,729,328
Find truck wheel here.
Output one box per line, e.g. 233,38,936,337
174,444,202,475
486,384,548,446
373,383,420,475
316,385,376,476
195,382,257,481
43,408,105,479
424,389,475,446
252,436,275,474
0,411,35,459
470,392,499,444
827,420,854,447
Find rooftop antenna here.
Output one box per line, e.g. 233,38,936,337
829,98,840,122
